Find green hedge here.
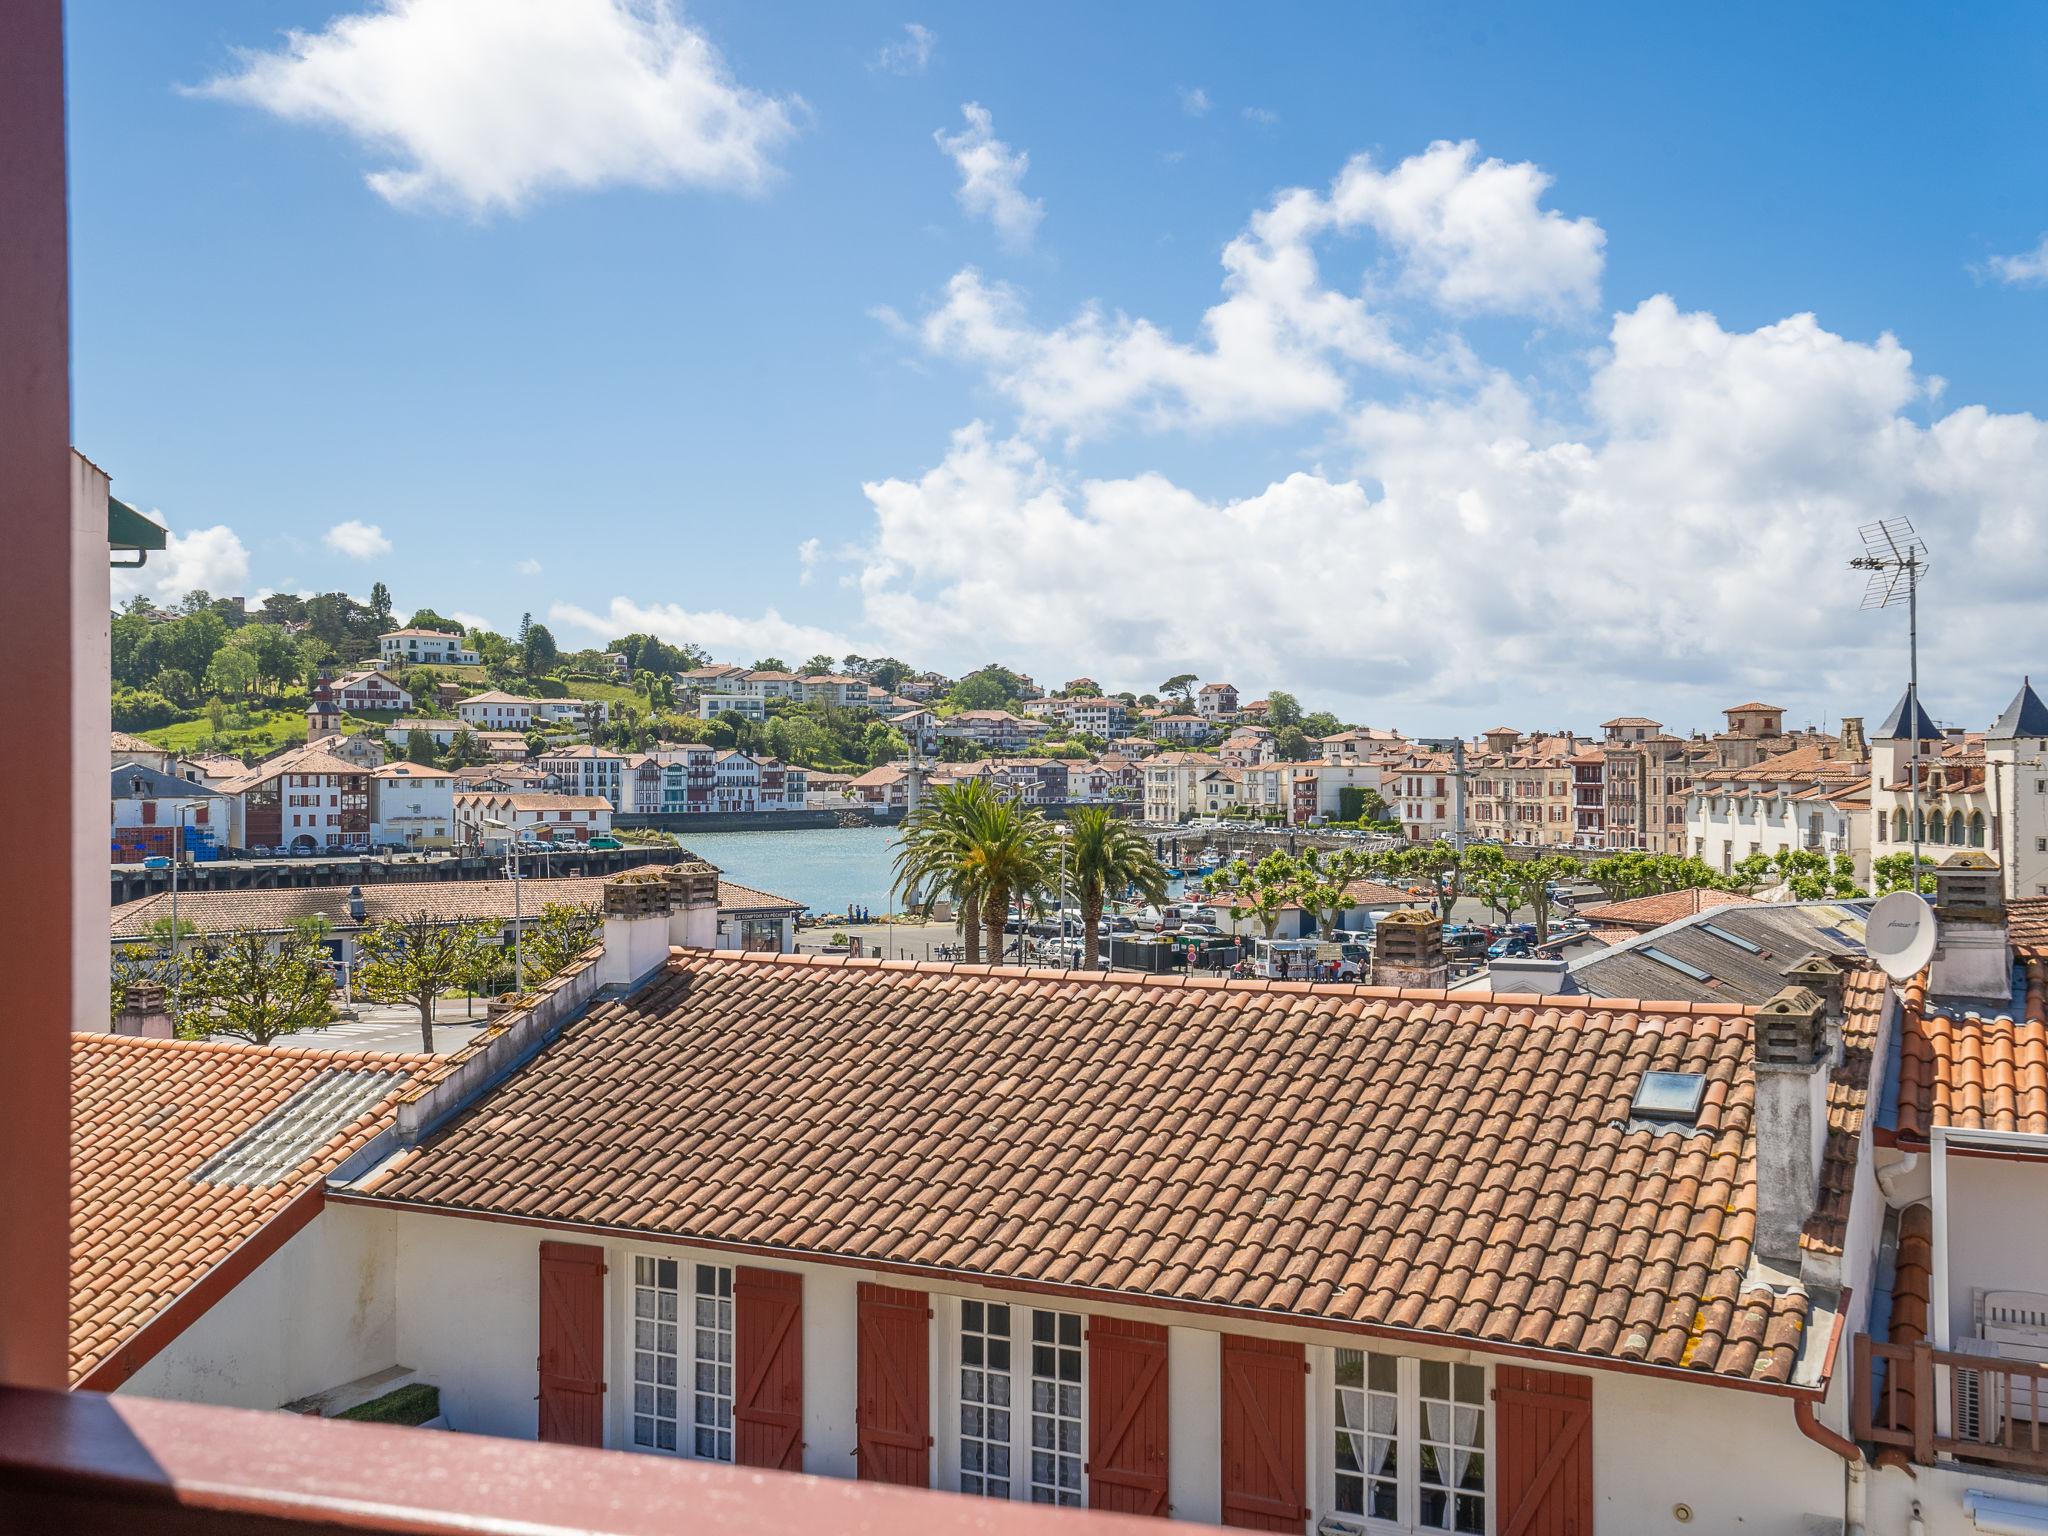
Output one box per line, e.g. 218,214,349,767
336,1382,441,1426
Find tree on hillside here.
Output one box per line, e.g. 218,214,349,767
402,729,438,764
1301,711,1344,739
862,721,907,767
203,646,258,699
521,622,558,676
1273,726,1312,761
946,665,1026,712
257,592,307,625
1160,673,1198,706
406,608,466,634
1265,691,1303,728
368,582,394,625
173,923,336,1045
444,729,487,769
355,913,497,1051
1067,808,1168,969
230,623,300,691
801,653,837,676
752,656,789,672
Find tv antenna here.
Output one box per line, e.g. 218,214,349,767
1851,518,1931,890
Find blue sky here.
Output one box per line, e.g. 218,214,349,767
72,2,2048,731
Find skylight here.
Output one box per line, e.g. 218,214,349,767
1632,1071,1707,1124
192,1068,407,1187
1642,946,1713,983
1699,923,1762,954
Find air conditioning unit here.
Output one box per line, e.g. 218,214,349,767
1954,1291,2048,1441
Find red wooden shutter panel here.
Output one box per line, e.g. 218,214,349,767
536,1240,606,1446
1220,1335,1307,1531
1494,1366,1593,1536
856,1282,930,1486
1087,1316,1170,1517
734,1266,804,1471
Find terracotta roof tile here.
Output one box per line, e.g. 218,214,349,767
1896,961,2048,1140
356,952,1811,1385
1577,888,1758,930
1801,968,1887,1256
2012,898,2048,961
70,1033,432,1384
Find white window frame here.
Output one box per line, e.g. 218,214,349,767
621,1250,733,1463
939,1294,1089,1507
1312,1346,1492,1536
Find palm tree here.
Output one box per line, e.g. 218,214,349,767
959,795,1059,963
1067,807,1168,969
891,779,998,962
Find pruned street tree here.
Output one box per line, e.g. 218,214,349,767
172,924,336,1044
355,912,498,1051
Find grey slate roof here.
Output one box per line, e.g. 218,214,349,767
1875,690,1941,743
1566,900,1873,1007
1990,679,2048,740
111,762,231,800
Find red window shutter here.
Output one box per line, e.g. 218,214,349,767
855,1282,930,1486
1087,1316,1170,1517
1220,1335,1307,1531
734,1266,803,1471
140,801,156,825
536,1241,606,1447
1494,1366,1592,1536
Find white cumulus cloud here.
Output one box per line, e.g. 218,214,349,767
516,557,543,575
451,610,495,634
874,23,935,76
1986,234,2048,287
935,103,1044,251
796,536,822,585
550,598,848,663
112,521,253,606
907,141,1598,439
194,0,797,216
323,519,392,559
852,289,2048,726
1177,86,1210,117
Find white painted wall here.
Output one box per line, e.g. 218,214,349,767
1166,1326,1220,1524
122,1203,397,1410
374,1205,1855,1533
1941,1153,2048,1343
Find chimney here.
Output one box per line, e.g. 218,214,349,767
1839,716,1866,760
112,981,175,1039
1752,985,1829,1268
1370,910,1448,990
1484,955,1574,995
598,873,673,988
664,860,722,950
1930,850,2010,1002
1780,954,1846,1064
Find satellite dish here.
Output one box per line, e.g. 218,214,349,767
1866,889,1936,981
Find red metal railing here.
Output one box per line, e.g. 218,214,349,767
0,1386,1217,1536
1855,1334,2048,1470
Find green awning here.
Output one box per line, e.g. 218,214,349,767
108,495,168,566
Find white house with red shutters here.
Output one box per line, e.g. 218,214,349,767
84,866,2048,1536
333,668,414,714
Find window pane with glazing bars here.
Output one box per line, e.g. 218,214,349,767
630,1256,680,1452
958,1300,1014,1497
691,1264,734,1461
1334,1349,1399,1523
1028,1310,1084,1505
1417,1360,1486,1534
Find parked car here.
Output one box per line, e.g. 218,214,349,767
1487,936,1533,960
588,835,623,850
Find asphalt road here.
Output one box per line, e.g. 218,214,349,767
288,997,494,1055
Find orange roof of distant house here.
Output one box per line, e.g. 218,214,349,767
348,950,1821,1387
70,1033,434,1387
1575,887,1758,931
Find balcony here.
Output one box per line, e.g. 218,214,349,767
1854,1335,2048,1472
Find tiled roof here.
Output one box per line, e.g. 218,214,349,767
451,792,612,811
2011,897,2048,961
112,730,165,756
1576,888,1757,931
70,1033,433,1384
1570,901,1873,1008
354,951,1818,1386
1802,969,1887,1256
111,873,800,936
1894,961,2048,1141
1725,702,1782,714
